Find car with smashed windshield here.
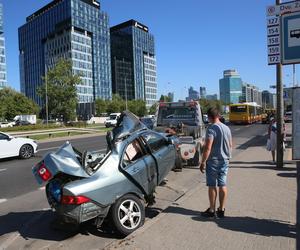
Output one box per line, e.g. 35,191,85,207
32,111,177,236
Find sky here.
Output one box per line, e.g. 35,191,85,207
2,0,299,101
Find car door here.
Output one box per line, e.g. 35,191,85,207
121,138,157,195
0,133,16,158
142,132,176,184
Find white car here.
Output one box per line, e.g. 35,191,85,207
0,132,38,159
0,122,14,128
104,113,121,128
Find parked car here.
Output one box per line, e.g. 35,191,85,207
0,132,38,159
104,113,121,128
32,111,177,236
284,111,292,123
140,117,154,129
14,120,32,126
0,121,14,128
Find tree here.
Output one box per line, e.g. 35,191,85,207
37,59,81,122
95,98,107,116
159,95,172,102
0,88,39,120
199,98,224,114
149,103,158,115
128,100,147,117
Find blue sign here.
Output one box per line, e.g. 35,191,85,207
282,12,300,64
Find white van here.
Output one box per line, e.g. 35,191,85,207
104,113,121,128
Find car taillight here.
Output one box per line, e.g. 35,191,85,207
38,163,52,182
61,195,91,205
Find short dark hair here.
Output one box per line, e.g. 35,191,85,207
207,107,220,119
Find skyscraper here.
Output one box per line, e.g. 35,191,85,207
0,3,7,90
199,87,206,99
18,0,112,116
219,69,243,104
110,20,157,108
186,86,199,101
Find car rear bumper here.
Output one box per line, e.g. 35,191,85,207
52,202,110,224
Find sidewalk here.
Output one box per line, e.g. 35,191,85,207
106,146,297,250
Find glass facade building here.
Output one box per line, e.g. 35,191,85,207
110,20,157,108
19,0,112,116
219,70,243,104
0,3,7,89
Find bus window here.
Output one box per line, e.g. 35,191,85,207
230,105,247,113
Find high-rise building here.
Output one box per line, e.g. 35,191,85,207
186,86,199,101
0,3,7,90
110,20,157,108
241,83,262,106
199,86,206,99
262,90,275,109
167,92,174,102
219,69,243,104
206,94,218,101
18,0,112,117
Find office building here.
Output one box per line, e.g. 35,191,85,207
110,20,157,108
219,69,243,104
262,90,275,109
186,86,199,101
18,0,112,117
0,3,7,89
199,86,206,99
206,94,218,101
168,92,174,102
241,83,262,106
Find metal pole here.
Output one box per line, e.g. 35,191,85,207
297,161,300,250
125,77,128,110
293,64,296,87
276,0,284,168
45,64,49,126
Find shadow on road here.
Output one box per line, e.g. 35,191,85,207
229,164,296,172
277,172,297,178
164,206,296,239
236,135,268,150
0,206,164,242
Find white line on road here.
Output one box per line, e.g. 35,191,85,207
39,187,45,190
0,168,7,172
0,199,7,203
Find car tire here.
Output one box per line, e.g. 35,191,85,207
19,144,34,159
111,194,145,236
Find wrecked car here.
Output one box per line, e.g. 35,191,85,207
32,111,176,236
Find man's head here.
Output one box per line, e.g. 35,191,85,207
207,107,220,123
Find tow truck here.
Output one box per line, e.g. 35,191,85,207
154,101,206,170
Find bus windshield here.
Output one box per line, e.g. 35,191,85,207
230,105,247,113
157,106,196,126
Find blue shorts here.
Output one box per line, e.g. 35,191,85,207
206,160,229,187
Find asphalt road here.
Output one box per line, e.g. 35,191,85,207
0,135,107,200
0,123,269,250
0,124,268,201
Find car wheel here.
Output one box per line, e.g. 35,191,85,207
19,144,34,159
111,194,145,236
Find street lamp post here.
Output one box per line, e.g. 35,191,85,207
125,76,128,110
45,63,49,126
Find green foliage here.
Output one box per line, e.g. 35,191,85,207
159,95,172,102
199,98,224,114
37,59,81,122
95,95,147,117
149,103,158,115
0,88,39,121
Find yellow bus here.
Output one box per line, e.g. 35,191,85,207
229,103,262,124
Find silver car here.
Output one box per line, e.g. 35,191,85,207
32,111,176,235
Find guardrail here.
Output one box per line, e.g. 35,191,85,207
9,127,104,139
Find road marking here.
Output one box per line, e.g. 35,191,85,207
234,128,241,131
39,187,45,190
0,198,7,203
0,168,7,172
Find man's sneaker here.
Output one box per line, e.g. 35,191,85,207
201,208,215,218
216,208,225,218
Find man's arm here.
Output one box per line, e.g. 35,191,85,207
200,137,213,173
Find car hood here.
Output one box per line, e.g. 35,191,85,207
107,111,147,145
